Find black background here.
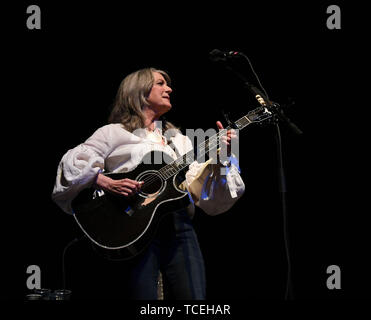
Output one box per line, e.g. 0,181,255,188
2,0,370,304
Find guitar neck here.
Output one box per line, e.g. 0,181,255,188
158,108,266,180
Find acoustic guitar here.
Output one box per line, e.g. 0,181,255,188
72,106,272,260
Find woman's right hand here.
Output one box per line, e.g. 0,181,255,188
95,173,143,197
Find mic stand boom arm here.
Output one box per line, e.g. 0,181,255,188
221,63,299,299
223,65,303,135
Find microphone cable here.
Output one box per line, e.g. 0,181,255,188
239,52,271,103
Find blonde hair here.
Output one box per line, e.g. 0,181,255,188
108,67,178,133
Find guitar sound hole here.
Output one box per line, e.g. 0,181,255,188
137,171,164,197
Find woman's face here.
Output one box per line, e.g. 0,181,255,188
147,72,172,114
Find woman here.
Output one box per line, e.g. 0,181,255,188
52,67,245,299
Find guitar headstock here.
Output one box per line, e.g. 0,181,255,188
232,106,276,130
246,106,273,124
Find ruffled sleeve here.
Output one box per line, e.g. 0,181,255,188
172,134,245,216
185,156,245,215
51,124,130,214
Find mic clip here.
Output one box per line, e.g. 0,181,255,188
267,103,303,135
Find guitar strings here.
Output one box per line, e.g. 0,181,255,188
135,135,223,189
137,113,254,188
137,128,231,189
132,110,259,188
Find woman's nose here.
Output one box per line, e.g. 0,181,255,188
165,85,172,94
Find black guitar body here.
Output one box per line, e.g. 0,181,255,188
72,151,190,260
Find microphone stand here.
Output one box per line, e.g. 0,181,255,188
221,64,302,300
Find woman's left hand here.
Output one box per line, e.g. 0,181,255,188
216,121,238,157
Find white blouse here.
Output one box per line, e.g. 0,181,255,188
52,123,245,217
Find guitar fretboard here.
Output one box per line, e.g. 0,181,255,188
158,107,269,180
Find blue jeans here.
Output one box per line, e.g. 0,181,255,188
128,209,206,300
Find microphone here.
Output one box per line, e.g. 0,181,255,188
209,49,242,62
209,50,270,106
